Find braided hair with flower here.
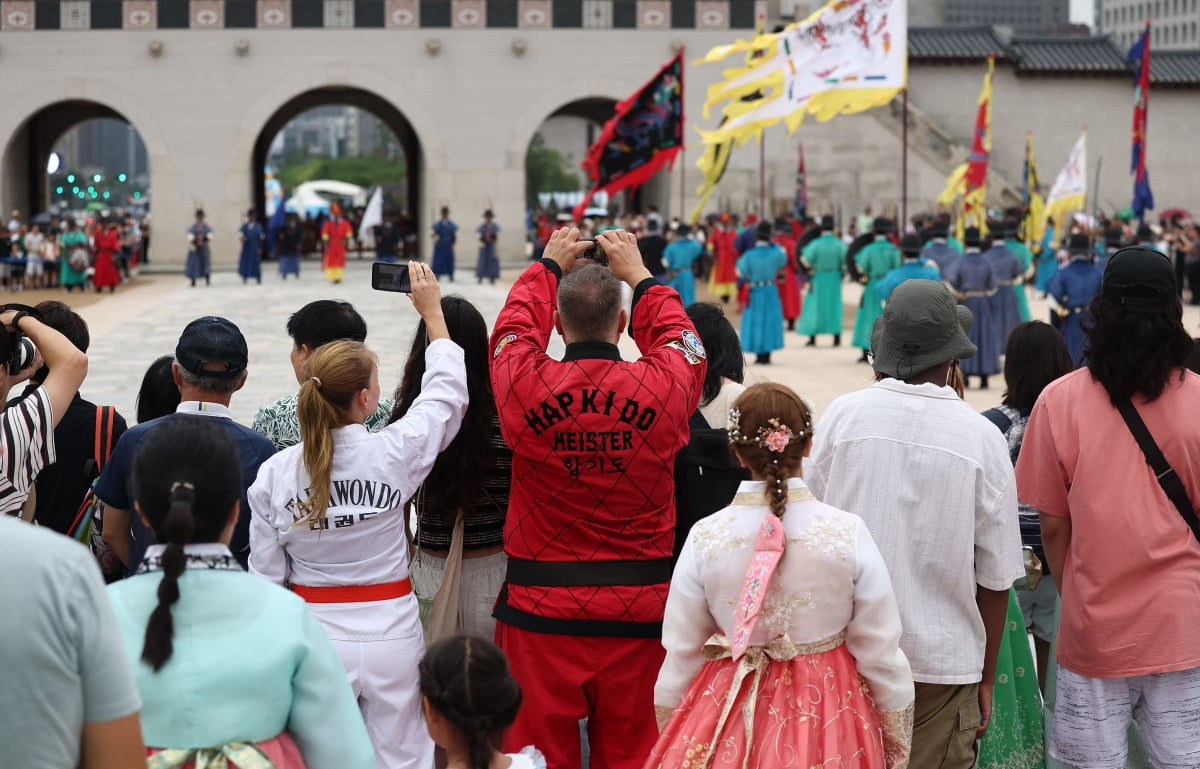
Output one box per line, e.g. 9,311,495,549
727,383,815,519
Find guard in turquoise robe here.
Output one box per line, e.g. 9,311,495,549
851,218,901,360
797,217,847,346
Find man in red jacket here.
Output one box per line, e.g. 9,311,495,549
490,227,706,769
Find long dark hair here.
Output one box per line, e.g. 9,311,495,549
1001,322,1073,411
390,296,494,523
137,355,182,424
1084,295,1192,404
419,636,522,769
686,303,745,407
133,418,243,671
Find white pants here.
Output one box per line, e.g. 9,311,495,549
308,594,433,769
1052,663,1200,769
411,549,507,641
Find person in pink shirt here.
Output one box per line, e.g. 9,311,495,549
1016,245,1200,769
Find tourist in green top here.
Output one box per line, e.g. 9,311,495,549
59,218,89,291
797,215,846,347
850,218,901,361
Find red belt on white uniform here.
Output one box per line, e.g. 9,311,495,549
291,577,412,603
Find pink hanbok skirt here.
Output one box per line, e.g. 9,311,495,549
146,732,308,769
648,640,887,769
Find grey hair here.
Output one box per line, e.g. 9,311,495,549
175,361,244,394
556,265,623,341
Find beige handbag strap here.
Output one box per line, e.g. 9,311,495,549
413,483,466,645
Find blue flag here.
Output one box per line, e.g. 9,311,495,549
1128,25,1154,222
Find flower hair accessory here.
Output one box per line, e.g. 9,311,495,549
728,412,805,452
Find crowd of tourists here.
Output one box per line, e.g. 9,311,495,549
1,218,1198,769
4,208,145,293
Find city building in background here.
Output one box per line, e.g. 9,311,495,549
944,0,1073,36
1098,0,1200,49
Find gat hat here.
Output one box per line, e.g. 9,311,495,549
873,217,894,235
1103,226,1125,249
755,221,773,240
1067,233,1092,255
175,316,248,380
929,221,949,238
870,280,977,380
900,234,923,256
195,209,205,218
1135,224,1156,242
963,226,983,248
1101,245,1177,307
774,216,789,232
483,209,494,217
820,215,835,231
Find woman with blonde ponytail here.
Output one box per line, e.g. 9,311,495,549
106,417,374,769
249,260,468,769
648,382,916,769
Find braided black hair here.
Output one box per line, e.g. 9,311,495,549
418,636,523,769
133,418,243,672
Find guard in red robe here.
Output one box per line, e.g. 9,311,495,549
708,215,738,302
490,228,705,769
92,220,122,292
320,203,353,284
772,217,802,329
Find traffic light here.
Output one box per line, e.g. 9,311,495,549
66,174,75,183
117,173,127,182
133,192,142,199
92,174,102,183
55,186,63,194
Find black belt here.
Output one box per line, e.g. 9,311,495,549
505,557,672,587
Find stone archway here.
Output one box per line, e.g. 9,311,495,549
251,86,423,223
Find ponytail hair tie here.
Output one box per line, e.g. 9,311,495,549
310,377,322,388
169,481,195,493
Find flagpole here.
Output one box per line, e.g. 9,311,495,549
901,89,909,230
680,143,686,225
759,135,766,218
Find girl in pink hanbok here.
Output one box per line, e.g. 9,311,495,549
648,383,914,769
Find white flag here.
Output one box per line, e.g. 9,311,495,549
1044,130,1087,231
358,186,384,243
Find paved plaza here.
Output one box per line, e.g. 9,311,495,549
63,259,1200,428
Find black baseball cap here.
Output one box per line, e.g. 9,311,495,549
1101,246,1177,307
176,316,248,379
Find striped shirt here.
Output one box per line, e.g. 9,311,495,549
1,386,55,517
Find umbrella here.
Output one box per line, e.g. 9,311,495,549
1160,207,1192,221
31,211,52,225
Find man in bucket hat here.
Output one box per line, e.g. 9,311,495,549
809,279,1023,769
1017,246,1200,769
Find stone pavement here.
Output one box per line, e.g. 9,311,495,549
68,260,1200,428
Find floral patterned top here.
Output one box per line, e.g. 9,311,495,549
251,393,395,452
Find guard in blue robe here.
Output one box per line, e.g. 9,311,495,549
920,223,961,275
664,225,702,307
237,210,264,284
982,229,1024,356
877,234,940,300
475,210,499,284
276,213,302,279
431,207,457,279
185,209,213,287
1035,225,1060,292
736,222,788,364
944,227,1000,388
1046,233,1103,365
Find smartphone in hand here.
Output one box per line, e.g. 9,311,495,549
371,261,413,293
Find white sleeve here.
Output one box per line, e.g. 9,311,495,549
974,437,1024,591
844,520,914,714
377,338,468,496
654,536,718,708
247,464,289,586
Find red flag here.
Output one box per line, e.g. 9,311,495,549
573,52,684,221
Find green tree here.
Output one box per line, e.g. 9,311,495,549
525,132,581,207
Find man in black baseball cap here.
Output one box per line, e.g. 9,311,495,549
96,315,275,574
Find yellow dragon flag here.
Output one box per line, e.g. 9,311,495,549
696,0,907,146
690,15,768,223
